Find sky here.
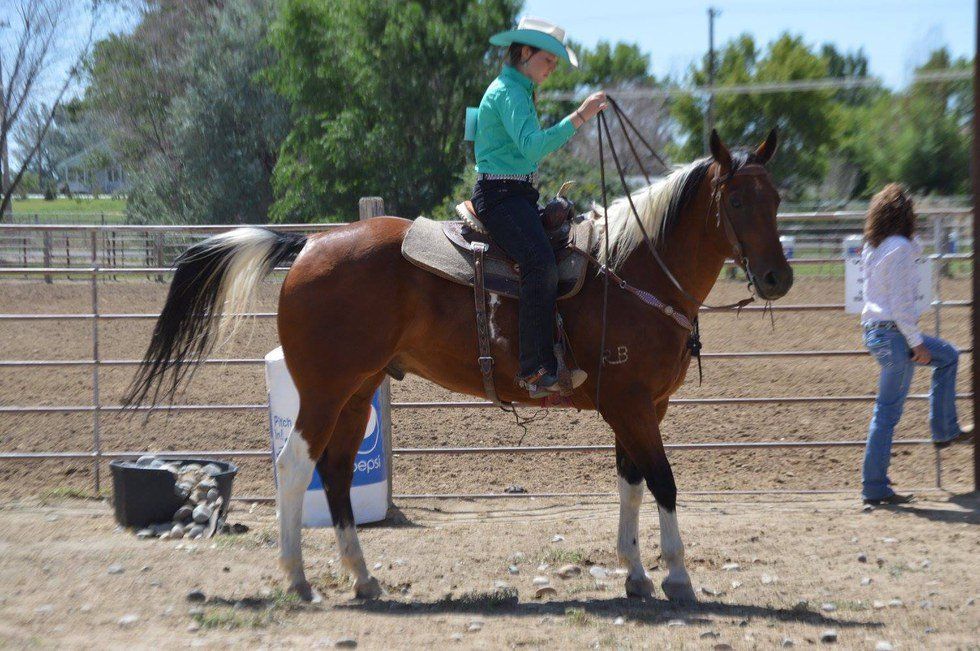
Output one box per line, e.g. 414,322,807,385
1,0,974,110
523,0,976,88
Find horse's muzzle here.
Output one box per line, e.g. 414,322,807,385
754,264,793,300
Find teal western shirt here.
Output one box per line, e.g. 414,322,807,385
474,65,576,175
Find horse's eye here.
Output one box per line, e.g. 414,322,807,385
730,196,742,209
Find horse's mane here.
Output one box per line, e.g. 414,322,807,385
594,151,753,271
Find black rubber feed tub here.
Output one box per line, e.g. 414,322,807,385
109,458,238,528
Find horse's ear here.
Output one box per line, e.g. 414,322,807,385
709,129,733,175
754,128,778,165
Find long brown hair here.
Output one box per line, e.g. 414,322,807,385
864,183,916,248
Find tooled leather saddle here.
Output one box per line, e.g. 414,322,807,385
402,197,594,300
400,193,595,406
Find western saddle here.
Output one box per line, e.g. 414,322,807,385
401,191,595,406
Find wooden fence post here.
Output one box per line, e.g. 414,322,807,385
154,231,164,283
43,231,52,284
358,197,394,512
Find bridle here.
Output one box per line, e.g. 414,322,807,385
710,163,775,289
594,101,764,317
591,98,772,405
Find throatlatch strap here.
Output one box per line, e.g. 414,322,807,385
471,242,501,406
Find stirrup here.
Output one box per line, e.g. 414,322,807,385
517,368,560,399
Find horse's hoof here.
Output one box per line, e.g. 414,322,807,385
288,581,321,603
661,578,696,603
624,574,655,599
354,576,383,600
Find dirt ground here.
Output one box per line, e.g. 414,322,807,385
0,494,977,649
0,274,977,647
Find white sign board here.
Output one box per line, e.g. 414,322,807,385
844,256,933,315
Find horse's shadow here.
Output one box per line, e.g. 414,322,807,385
333,594,880,630
202,587,878,630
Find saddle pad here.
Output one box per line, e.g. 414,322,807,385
401,217,593,301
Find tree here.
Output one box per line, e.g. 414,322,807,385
84,0,290,223
841,48,971,197
672,33,838,197
540,40,669,177
267,0,520,222
0,0,101,217
84,0,217,221
12,98,108,198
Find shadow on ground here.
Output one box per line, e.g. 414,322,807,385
890,491,979,524
331,592,882,630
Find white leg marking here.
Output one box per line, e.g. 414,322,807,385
275,428,315,592
488,293,509,350
617,477,644,575
336,523,369,582
336,523,382,598
658,505,695,601
617,477,653,597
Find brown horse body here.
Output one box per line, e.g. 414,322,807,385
126,131,791,602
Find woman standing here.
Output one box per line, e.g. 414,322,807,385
860,183,972,505
472,17,607,398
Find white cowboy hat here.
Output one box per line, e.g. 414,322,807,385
489,16,579,68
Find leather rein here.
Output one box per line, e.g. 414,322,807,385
591,97,766,405
595,98,762,317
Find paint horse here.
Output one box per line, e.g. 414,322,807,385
125,130,792,603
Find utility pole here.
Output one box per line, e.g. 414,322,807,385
0,19,11,219
703,7,720,154
971,0,979,491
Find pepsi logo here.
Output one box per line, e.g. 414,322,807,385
358,405,381,456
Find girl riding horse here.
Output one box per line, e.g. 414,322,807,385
472,16,607,398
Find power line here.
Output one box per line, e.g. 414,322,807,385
541,69,972,101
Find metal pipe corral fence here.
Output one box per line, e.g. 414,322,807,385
0,208,975,500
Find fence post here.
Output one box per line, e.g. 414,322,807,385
154,231,164,283
43,231,52,284
358,197,394,512
90,231,103,495
931,214,945,489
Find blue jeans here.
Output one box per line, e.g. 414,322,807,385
471,179,557,377
862,326,962,500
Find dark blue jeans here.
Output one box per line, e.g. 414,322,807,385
471,179,557,377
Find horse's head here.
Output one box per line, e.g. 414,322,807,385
709,129,793,300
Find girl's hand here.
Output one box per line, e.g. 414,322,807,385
911,343,931,364
577,91,608,121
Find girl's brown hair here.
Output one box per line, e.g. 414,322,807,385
864,183,916,248
507,43,540,68
506,43,541,103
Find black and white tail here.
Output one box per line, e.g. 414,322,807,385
123,227,308,408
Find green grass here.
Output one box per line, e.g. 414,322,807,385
448,587,519,609
564,607,593,626
38,486,102,502
10,198,127,221
542,548,588,565
212,527,278,550
191,588,305,630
